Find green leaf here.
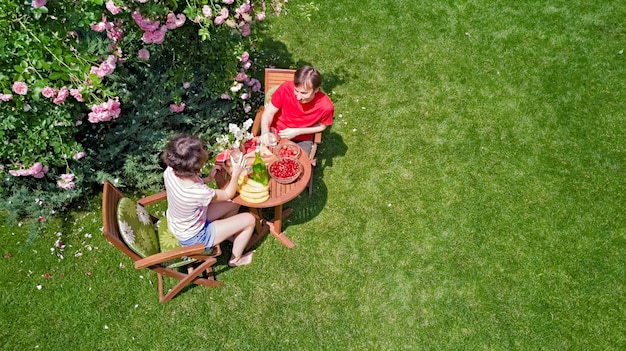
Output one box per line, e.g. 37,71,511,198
199,28,211,41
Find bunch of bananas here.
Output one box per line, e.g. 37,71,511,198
237,175,270,203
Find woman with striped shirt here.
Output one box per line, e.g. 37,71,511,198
162,134,255,267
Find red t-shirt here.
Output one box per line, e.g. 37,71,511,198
270,81,334,141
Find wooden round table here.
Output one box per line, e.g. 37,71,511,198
216,139,312,248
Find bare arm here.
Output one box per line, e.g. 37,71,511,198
279,123,328,140
212,164,244,201
260,102,280,135
201,165,222,183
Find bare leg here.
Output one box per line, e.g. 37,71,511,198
211,212,255,266
206,200,240,221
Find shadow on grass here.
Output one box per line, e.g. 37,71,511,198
259,36,353,104
284,131,347,228
244,131,347,250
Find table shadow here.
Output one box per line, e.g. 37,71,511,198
282,130,347,227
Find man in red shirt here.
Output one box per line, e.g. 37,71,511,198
260,65,334,155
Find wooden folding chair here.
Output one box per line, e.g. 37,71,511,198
102,180,223,303
251,68,322,196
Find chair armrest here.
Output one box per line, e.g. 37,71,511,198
313,131,322,145
134,243,205,269
138,191,167,206
251,106,265,136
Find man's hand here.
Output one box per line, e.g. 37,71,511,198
278,128,300,140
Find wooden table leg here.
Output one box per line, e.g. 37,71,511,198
247,206,296,249
265,204,295,248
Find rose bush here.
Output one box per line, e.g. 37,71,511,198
0,0,288,234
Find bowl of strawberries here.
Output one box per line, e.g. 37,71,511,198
268,157,303,184
278,143,300,159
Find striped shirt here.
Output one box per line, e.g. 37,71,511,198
163,167,216,241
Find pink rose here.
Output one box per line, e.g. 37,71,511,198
138,48,150,60
30,162,43,174
61,173,75,182
107,99,121,118
88,98,121,123
91,55,117,78
32,168,48,178
247,78,261,92
222,0,234,4
11,162,50,178
214,16,225,25
142,26,167,44
32,0,47,8
166,13,186,29
256,12,266,21
57,177,75,190
240,51,249,62
202,5,212,18
183,82,191,89
107,26,124,43
236,3,251,14
170,102,185,113
132,10,161,32
12,81,28,95
105,0,121,15
42,87,56,98
70,89,84,102
235,71,247,82
241,23,250,37
73,152,86,160
90,21,107,32
1,94,14,102
53,87,69,105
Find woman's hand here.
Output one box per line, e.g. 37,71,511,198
230,162,245,178
229,153,247,179
209,165,222,179
202,165,222,183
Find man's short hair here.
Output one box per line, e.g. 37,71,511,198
294,65,322,91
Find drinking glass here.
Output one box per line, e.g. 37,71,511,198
263,129,278,147
229,148,243,165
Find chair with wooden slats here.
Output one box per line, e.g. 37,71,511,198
102,180,223,303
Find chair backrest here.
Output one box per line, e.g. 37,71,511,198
102,180,143,261
252,68,296,136
264,68,296,94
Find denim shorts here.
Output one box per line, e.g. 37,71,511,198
179,220,216,250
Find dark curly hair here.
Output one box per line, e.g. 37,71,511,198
161,134,208,179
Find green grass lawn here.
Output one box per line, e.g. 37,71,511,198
2,0,625,349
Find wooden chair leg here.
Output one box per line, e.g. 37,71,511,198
158,258,218,303
204,266,216,280
307,171,313,197
157,273,165,300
